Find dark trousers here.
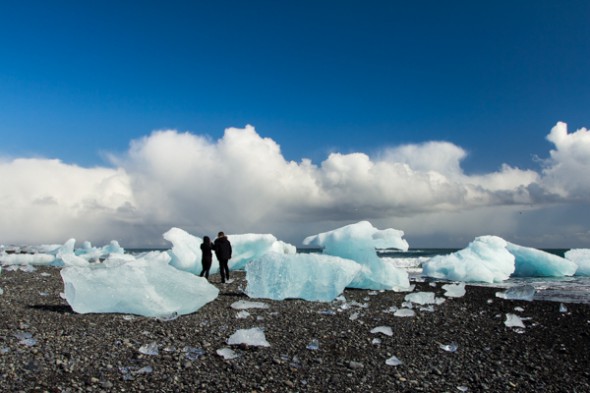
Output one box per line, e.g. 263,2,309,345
200,260,211,279
219,259,230,282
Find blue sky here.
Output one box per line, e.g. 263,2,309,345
1,1,589,248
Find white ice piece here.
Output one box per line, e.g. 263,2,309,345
496,285,536,301
60,251,219,317
564,248,590,276
370,326,393,336
442,282,466,298
217,347,239,359
302,221,411,291
504,313,525,328
227,327,270,347
230,300,270,310
422,236,515,283
404,291,436,305
245,252,362,302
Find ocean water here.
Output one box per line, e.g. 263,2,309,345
378,248,590,305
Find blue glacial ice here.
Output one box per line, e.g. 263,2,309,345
245,252,362,302
422,235,578,283
507,242,577,277
302,221,411,291
564,249,590,276
60,251,219,317
163,227,296,274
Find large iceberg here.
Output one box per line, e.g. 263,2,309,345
422,236,515,283
303,221,410,291
564,249,590,276
507,242,577,277
61,251,219,317
163,227,296,274
245,252,362,302
423,235,578,283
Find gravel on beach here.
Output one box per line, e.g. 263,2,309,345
1,267,589,392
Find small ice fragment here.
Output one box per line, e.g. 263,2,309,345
435,297,446,305
319,309,336,316
217,347,239,360
457,387,469,392
227,327,270,347
135,366,153,374
59,292,66,299
384,306,398,313
230,300,269,310
20,338,37,346
401,301,413,309
306,339,320,350
514,306,525,312
559,303,568,313
38,291,49,297
394,308,415,317
420,305,435,312
429,282,437,287
156,312,178,321
139,342,159,356
236,310,250,319
443,282,466,298
370,326,393,336
349,312,359,321
14,332,32,340
40,272,51,277
372,338,381,345
368,291,378,295
385,355,402,366
0,288,3,295
487,299,493,304
504,313,525,328
122,315,136,321
404,291,435,305
496,285,535,301
439,342,458,352
184,346,206,360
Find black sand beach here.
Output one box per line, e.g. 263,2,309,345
1,267,589,392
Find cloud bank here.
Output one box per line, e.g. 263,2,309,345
1,122,588,248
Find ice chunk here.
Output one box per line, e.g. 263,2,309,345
404,291,436,305
184,346,206,360
163,227,297,275
230,300,270,310
439,342,458,352
422,236,515,283
565,248,590,276
370,326,393,336
0,253,55,266
227,327,270,347
507,242,577,277
139,342,159,356
302,221,411,291
394,308,416,317
504,313,525,328
385,355,402,366
442,282,466,298
60,251,219,317
559,303,568,313
245,252,362,302
217,348,239,359
496,285,536,301
163,227,202,274
236,311,250,319
227,234,297,271
306,339,320,350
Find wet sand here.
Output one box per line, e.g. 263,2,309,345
1,267,589,392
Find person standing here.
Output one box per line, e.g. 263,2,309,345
214,231,232,283
199,236,213,280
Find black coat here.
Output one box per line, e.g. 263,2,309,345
214,236,232,260
200,242,213,264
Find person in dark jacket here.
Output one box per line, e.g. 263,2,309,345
214,231,232,283
199,236,213,280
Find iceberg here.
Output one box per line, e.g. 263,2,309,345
245,252,362,302
163,227,296,275
564,249,590,276
302,221,411,291
506,242,577,277
422,236,515,283
423,236,578,282
60,251,219,317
